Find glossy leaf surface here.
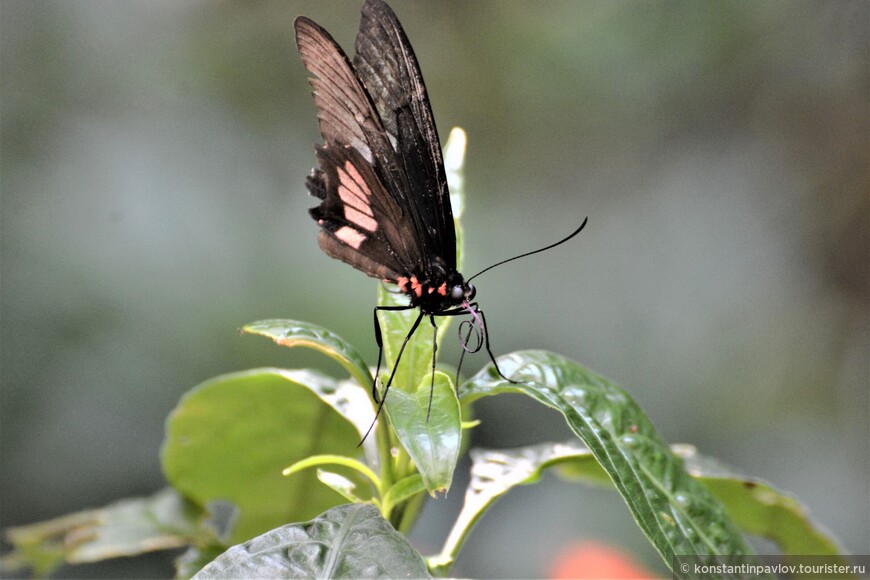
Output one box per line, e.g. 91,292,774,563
193,504,430,579
460,351,754,572
384,371,461,494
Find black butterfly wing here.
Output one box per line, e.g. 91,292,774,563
295,15,424,281
295,16,382,168
353,0,457,273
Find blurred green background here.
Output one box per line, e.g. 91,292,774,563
2,1,867,577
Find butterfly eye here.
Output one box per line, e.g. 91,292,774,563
465,282,476,301
450,285,464,301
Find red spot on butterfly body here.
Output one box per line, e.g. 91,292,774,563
437,282,447,296
410,275,423,297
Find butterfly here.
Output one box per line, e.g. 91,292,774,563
295,0,586,429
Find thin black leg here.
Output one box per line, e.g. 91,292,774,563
427,315,438,420
372,304,415,403
475,307,519,384
454,321,474,389
361,309,425,444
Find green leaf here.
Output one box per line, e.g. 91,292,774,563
192,504,430,579
242,319,372,389
382,475,427,515
430,440,647,572
162,368,364,544
2,489,201,577
676,445,849,561
459,350,755,572
430,440,846,570
431,442,593,573
444,127,467,223
384,371,461,494
317,469,366,505
283,454,380,490
444,127,466,277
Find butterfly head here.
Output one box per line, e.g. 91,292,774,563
441,272,476,310
451,280,476,304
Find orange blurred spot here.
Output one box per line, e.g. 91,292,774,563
548,541,653,579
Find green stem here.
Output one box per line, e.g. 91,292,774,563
375,408,394,494
396,487,426,536
282,455,380,489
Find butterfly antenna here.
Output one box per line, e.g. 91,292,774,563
466,217,588,283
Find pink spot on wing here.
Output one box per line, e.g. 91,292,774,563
334,226,365,249
342,162,367,192
337,162,377,231
343,205,378,232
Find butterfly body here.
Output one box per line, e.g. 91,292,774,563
394,269,475,313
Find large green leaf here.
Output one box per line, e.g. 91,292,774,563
162,368,363,545
460,351,755,574
2,489,201,577
241,319,379,463
384,371,461,494
193,503,430,579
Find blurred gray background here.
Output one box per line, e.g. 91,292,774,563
2,1,867,577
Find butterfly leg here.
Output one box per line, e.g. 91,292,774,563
372,304,415,403
474,306,519,385
361,309,425,444
427,315,438,420
454,320,475,388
